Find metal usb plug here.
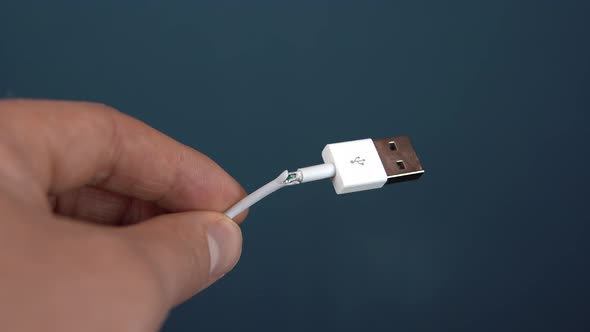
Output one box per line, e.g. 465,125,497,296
373,136,424,184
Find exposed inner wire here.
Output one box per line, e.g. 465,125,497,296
283,171,303,185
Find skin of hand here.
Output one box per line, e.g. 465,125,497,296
0,100,248,331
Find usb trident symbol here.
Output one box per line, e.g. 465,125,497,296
350,156,366,165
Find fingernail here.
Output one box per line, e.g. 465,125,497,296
207,218,242,278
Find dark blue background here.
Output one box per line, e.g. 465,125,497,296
2,1,589,331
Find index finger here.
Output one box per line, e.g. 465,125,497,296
0,99,246,216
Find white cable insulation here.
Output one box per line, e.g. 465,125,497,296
298,163,336,183
224,164,335,219
224,170,290,219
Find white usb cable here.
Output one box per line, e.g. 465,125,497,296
224,164,335,219
225,136,424,219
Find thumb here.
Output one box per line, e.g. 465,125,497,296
121,211,242,306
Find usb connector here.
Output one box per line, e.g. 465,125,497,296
321,136,424,194
373,136,424,184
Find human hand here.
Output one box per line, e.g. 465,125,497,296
0,100,246,331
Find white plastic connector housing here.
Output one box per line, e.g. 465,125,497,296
321,138,388,194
